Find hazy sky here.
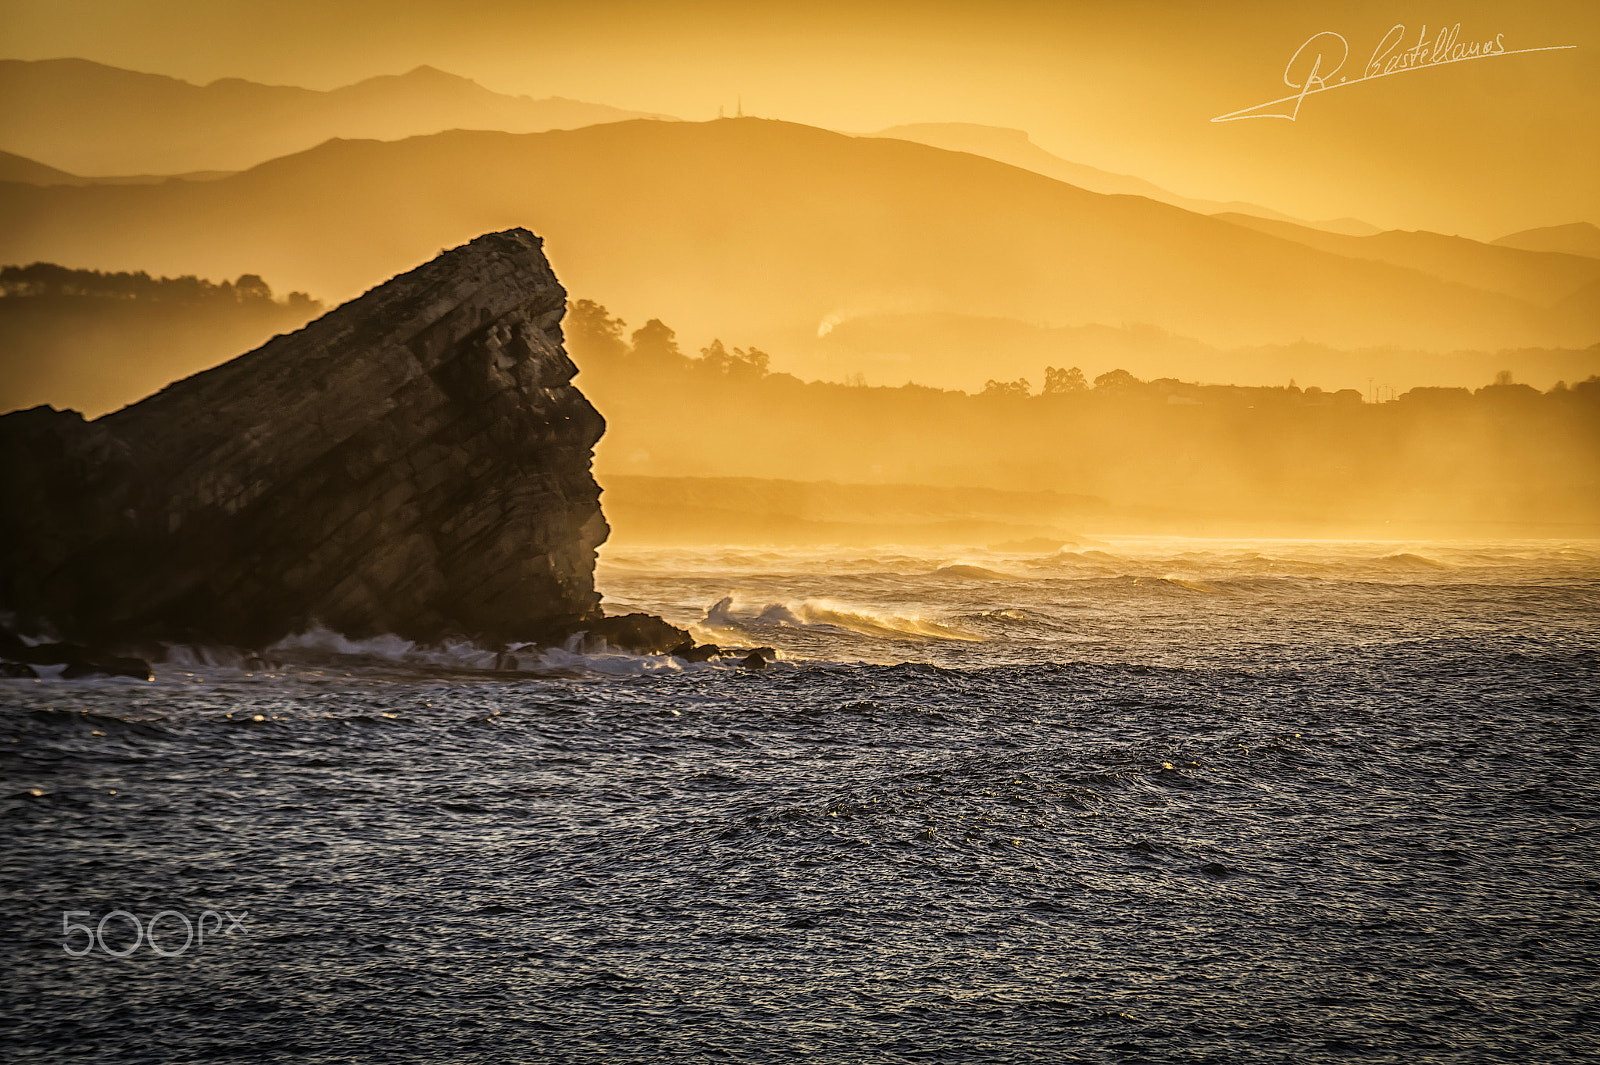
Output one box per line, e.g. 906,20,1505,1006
2,0,1596,236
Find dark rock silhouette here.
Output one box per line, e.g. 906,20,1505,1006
582,613,697,657
0,229,618,651
0,628,151,679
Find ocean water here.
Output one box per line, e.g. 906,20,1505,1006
3,538,1598,1063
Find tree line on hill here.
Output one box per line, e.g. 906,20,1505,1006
566,299,774,382
0,286,1592,532
0,263,324,417
566,298,1600,532
0,262,319,310
566,298,1596,407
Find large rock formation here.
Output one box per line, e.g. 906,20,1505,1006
0,229,614,650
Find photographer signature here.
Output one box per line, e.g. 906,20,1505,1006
1213,23,1575,123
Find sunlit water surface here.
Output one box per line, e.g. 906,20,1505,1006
3,538,1597,1063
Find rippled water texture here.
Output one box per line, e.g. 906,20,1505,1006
3,539,1598,1062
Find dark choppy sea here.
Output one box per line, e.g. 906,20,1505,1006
4,538,1598,1063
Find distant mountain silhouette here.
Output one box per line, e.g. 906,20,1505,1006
0,118,1589,385
816,311,1598,394
1492,223,1600,260
0,58,674,174
873,123,1379,236
1214,214,1600,309
0,149,235,187
0,150,86,186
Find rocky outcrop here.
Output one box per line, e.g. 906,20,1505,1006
0,229,612,650
0,628,151,679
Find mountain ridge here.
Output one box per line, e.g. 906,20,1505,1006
0,118,1589,388
1214,213,1600,307
0,57,674,174
1492,223,1600,260
872,122,1381,237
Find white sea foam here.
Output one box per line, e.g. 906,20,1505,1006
148,626,705,679
702,594,984,642
538,643,688,676
267,627,503,669
34,537,1599,683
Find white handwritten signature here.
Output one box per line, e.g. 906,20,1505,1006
1213,23,1576,123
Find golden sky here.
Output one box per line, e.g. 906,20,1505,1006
2,0,1596,237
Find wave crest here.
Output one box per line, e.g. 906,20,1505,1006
156,626,698,678
703,595,984,642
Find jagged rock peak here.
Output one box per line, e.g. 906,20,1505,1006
0,229,610,649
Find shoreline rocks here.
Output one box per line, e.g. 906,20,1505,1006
0,627,152,679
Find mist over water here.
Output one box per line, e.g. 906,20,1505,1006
2,6,1596,1058
4,539,1596,1062
600,538,1600,668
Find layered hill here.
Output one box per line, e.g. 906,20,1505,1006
1215,214,1600,308
0,58,670,175
1493,223,1600,260
0,118,1591,389
814,313,1600,395
874,123,1379,236
0,149,87,186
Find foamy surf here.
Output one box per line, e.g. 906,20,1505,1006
154,626,737,680
702,595,985,642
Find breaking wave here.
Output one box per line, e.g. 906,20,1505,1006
932,563,1016,580
702,595,984,642
154,627,714,679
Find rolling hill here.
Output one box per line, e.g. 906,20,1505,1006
0,58,672,175
0,150,87,186
1213,213,1600,308
0,149,234,187
0,118,1590,390
1492,223,1600,260
874,123,1380,236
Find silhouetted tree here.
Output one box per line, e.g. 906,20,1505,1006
565,299,628,365
631,318,690,372
699,338,732,371
981,377,1030,398
699,339,771,380
234,274,272,302
1042,365,1087,394
1093,368,1142,393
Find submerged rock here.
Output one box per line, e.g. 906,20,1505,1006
568,613,774,665
0,229,609,649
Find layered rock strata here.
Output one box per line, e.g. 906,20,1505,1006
0,229,615,650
